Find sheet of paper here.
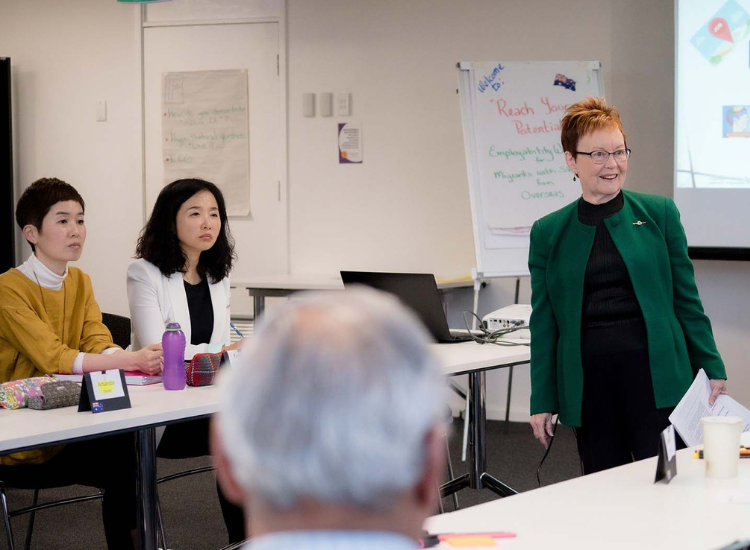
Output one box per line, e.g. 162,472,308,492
226,349,242,368
162,69,250,216
669,369,750,446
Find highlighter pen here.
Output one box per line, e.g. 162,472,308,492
693,446,750,459
229,322,244,339
420,532,517,548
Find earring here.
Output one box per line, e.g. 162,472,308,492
573,175,577,182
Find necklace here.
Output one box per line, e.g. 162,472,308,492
32,271,67,344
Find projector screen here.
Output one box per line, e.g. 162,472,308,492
675,0,750,253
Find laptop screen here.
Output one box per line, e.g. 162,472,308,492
340,271,454,342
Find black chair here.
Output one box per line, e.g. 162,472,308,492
0,472,103,550
101,312,132,349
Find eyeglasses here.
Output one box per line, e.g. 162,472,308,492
575,148,631,164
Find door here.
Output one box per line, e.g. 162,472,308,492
143,22,287,286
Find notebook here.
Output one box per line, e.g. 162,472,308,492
55,370,163,386
340,271,473,343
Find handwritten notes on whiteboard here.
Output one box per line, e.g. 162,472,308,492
162,69,250,216
467,61,601,231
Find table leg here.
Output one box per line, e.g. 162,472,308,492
469,370,486,488
253,295,265,320
504,365,514,433
469,370,518,498
136,427,158,550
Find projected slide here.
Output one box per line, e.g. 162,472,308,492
677,0,750,189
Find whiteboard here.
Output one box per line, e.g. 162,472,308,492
457,61,604,278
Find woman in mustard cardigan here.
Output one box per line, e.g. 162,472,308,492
528,97,727,474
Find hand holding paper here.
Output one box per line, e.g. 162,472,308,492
669,369,750,447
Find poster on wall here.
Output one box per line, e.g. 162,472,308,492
338,122,363,164
162,69,250,216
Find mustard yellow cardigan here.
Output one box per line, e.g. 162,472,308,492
0,267,117,464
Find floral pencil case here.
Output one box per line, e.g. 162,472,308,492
0,376,58,410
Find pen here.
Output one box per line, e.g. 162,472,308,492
229,322,244,339
420,532,516,548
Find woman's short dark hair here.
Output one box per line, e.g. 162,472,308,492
16,177,86,252
135,178,235,282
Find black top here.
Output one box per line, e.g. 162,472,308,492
183,279,214,346
578,191,647,355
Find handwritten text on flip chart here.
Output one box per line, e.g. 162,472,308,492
162,69,250,217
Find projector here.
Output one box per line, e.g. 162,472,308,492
482,304,532,340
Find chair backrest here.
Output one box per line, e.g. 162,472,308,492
101,313,132,350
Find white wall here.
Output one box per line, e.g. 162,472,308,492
2,0,747,418
287,0,612,277
1,0,142,316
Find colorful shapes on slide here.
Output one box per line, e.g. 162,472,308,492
690,0,750,66
709,17,733,43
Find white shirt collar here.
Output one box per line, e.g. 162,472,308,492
16,254,68,290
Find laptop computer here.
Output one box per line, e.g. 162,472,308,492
340,271,473,343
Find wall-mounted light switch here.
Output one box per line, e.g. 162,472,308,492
336,93,351,116
96,99,107,122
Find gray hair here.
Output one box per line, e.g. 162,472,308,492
217,287,446,510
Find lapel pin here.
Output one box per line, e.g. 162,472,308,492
633,221,647,226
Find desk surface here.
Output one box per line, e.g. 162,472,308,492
0,342,524,454
430,341,529,377
231,274,475,291
425,448,750,549
0,384,220,454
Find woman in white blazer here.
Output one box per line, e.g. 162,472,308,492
127,178,244,543
127,259,231,358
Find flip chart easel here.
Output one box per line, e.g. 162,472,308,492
457,60,604,288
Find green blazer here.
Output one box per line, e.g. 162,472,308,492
528,190,726,427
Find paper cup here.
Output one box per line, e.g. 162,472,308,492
701,416,743,478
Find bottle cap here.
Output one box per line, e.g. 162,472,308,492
166,322,182,331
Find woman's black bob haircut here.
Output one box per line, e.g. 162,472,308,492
135,178,235,282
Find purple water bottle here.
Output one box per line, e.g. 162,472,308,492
162,322,186,390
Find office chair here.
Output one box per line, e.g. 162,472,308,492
0,474,104,550
101,312,132,349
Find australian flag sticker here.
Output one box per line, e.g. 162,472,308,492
554,73,576,91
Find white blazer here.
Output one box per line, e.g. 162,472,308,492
127,259,231,361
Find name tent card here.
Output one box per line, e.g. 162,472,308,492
78,370,132,413
655,424,677,484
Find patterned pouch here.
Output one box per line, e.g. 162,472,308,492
186,353,223,387
27,380,81,410
0,376,57,409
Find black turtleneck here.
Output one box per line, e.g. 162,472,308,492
578,191,647,355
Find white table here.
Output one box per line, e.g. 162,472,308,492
0,342,527,548
232,274,478,319
425,447,750,549
0,385,220,550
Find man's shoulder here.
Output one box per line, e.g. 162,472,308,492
243,531,418,550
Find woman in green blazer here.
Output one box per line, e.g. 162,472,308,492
528,97,727,473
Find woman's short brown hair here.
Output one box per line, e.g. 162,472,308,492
560,96,627,157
